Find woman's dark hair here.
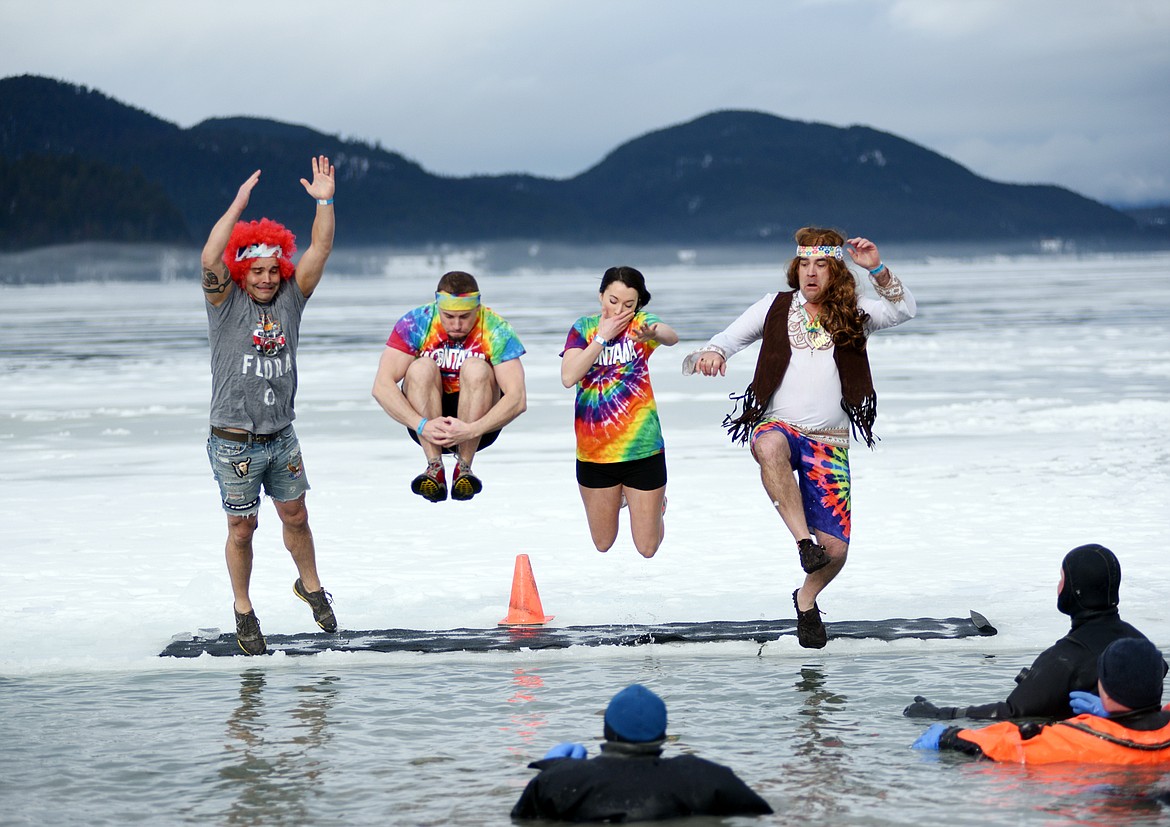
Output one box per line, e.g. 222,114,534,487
599,266,651,309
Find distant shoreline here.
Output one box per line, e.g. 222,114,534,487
5,238,1170,287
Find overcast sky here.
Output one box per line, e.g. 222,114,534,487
4,0,1168,206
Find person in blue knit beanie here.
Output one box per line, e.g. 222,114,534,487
511,684,773,822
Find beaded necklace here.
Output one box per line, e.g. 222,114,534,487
798,301,832,349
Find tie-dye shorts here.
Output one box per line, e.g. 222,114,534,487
749,418,851,542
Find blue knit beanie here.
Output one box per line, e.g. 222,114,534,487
1098,637,1166,711
604,684,668,743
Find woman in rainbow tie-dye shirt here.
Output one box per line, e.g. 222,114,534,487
561,267,678,558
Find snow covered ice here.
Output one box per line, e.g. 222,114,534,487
1,246,1168,674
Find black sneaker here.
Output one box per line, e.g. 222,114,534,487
411,463,447,502
793,589,828,649
451,463,483,501
294,578,337,633
797,538,831,573
234,608,267,656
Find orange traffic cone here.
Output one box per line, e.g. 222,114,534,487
498,554,554,626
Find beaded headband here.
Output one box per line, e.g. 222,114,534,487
797,245,844,261
435,291,481,311
235,243,283,261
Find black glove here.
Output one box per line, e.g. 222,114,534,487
903,695,961,719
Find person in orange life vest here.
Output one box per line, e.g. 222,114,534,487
913,637,1170,764
904,544,1159,721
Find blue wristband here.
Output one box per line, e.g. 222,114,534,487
317,198,334,206
868,262,886,276
416,418,428,436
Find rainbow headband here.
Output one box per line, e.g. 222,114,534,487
235,243,284,261
797,245,844,261
435,291,481,311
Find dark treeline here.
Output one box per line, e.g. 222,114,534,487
0,74,1156,252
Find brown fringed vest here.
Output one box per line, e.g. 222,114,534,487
723,290,878,448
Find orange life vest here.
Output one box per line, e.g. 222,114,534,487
959,714,1170,765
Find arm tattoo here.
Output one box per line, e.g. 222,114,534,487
202,269,228,295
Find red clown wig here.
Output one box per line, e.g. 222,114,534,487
223,218,297,286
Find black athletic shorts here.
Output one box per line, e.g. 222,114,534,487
407,391,502,453
576,452,667,490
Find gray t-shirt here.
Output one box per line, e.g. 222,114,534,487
206,279,308,433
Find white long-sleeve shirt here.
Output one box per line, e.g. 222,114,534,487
696,272,916,442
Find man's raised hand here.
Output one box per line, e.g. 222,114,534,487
233,170,261,211
300,155,336,201
845,236,881,271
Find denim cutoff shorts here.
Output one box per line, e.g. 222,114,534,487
206,425,310,516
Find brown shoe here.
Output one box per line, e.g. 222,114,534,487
293,578,338,633
793,589,828,649
797,538,831,573
234,608,267,656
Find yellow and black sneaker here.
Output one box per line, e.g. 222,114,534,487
234,608,267,656
410,462,447,502
293,578,337,633
451,462,483,501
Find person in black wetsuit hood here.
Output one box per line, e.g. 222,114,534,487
511,684,773,822
904,543,1163,721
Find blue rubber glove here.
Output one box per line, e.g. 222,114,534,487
912,723,948,750
1069,691,1106,717
543,742,587,760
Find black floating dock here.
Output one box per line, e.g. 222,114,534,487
160,611,996,658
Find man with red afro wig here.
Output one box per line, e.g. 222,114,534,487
200,155,338,655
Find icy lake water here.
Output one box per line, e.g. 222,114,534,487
1,243,1169,825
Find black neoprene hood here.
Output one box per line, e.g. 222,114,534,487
1057,543,1121,616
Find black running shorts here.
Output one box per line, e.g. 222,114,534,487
576,452,667,490
407,391,502,452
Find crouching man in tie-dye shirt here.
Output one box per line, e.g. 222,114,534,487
561,266,678,558
373,270,527,502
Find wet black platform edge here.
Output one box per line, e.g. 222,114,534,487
160,610,997,658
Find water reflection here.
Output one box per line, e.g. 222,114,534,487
218,669,340,825
959,760,1170,825
786,666,888,821
501,668,551,758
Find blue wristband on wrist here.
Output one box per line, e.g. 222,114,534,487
416,418,428,436
868,262,886,276
317,198,334,206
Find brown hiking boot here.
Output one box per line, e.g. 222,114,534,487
797,538,831,573
793,589,828,649
293,578,338,633
234,608,267,656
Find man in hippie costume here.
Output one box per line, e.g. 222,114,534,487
684,227,916,648
373,270,527,502
200,156,338,655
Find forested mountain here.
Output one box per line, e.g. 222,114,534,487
0,74,1142,251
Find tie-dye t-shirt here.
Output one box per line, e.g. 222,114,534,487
562,311,664,463
387,304,525,394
